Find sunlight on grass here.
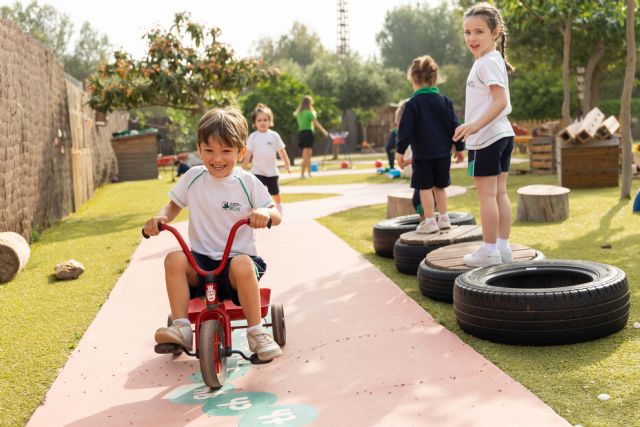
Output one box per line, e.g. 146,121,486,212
318,167,640,427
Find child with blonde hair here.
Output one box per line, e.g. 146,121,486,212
243,103,291,213
396,55,464,234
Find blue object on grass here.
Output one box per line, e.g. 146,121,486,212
633,188,640,213
387,169,401,178
311,162,318,172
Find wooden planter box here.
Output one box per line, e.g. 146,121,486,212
529,136,555,175
111,132,158,181
557,137,619,189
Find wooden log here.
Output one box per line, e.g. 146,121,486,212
596,116,620,140
559,122,581,143
576,107,605,143
0,232,30,283
516,185,570,222
387,189,417,218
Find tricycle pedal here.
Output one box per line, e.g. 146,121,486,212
155,343,182,355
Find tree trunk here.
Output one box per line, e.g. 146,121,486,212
620,0,636,199
560,16,573,126
590,65,601,109
582,40,604,113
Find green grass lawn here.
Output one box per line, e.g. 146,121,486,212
281,172,404,186
0,172,334,427
317,167,640,427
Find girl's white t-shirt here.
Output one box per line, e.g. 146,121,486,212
464,50,515,150
247,129,285,177
169,166,274,259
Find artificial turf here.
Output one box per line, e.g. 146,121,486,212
317,167,640,427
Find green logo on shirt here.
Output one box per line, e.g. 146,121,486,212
222,201,241,211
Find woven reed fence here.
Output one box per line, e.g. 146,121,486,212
0,19,128,240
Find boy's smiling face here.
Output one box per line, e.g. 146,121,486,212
197,136,246,178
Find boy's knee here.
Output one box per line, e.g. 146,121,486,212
165,251,188,272
230,255,258,285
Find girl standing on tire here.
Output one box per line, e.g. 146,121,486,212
294,95,328,179
453,2,515,267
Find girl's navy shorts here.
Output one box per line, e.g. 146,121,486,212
467,137,514,177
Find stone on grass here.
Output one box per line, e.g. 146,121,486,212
597,393,610,401
633,322,640,329
55,259,85,280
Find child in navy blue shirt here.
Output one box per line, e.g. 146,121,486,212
396,55,464,234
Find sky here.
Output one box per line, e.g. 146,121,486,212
5,0,440,59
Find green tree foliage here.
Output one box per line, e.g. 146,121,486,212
376,2,470,70
306,55,396,112
509,66,569,120
1,0,110,81
87,12,273,113
1,0,72,57
252,21,326,67
239,73,339,157
63,22,111,81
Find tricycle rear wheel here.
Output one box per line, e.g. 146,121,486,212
199,319,227,389
270,304,286,346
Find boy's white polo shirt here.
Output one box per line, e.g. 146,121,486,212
464,50,515,150
169,166,274,260
247,129,285,177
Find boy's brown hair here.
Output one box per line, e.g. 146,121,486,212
197,107,248,150
251,103,274,127
407,55,439,87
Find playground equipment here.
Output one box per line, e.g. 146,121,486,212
142,218,286,389
321,131,352,169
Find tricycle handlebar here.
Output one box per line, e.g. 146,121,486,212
141,217,271,277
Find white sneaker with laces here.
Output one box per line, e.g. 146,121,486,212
247,328,282,361
154,324,193,351
463,246,502,267
437,214,451,230
416,220,439,234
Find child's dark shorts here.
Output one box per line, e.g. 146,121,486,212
190,251,266,306
255,174,280,195
298,130,314,149
467,136,514,177
411,157,451,190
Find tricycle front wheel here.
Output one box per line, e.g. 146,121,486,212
270,304,286,347
199,319,227,389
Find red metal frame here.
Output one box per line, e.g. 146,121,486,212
157,218,267,353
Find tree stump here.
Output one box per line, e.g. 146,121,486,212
0,232,31,283
387,188,416,218
516,185,570,222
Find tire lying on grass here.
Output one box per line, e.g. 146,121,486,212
373,212,475,258
453,260,630,345
418,250,546,303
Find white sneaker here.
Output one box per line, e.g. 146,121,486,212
437,214,451,230
499,246,513,263
463,246,502,267
247,328,282,361
416,220,439,234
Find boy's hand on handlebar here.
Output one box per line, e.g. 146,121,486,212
248,208,271,229
143,216,168,237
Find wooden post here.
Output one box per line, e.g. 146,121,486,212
516,185,570,222
0,232,30,283
387,190,416,218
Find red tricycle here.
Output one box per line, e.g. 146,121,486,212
143,218,286,389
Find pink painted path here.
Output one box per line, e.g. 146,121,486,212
28,182,570,427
